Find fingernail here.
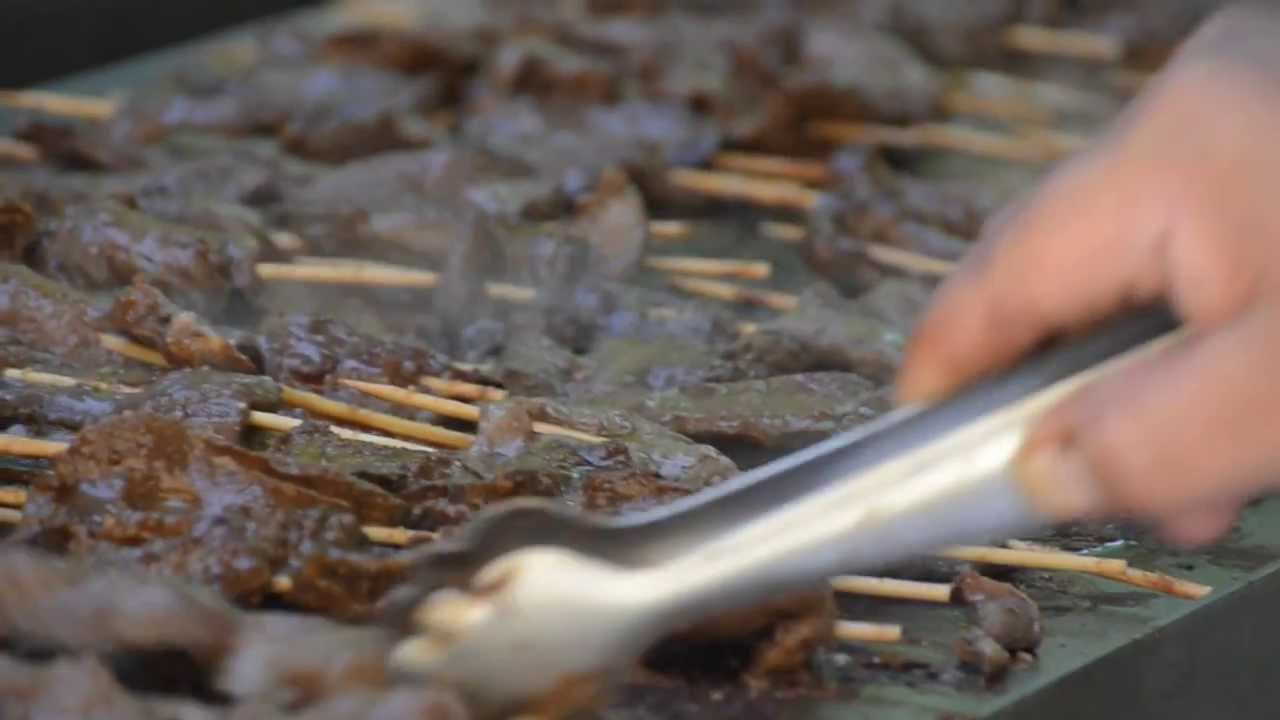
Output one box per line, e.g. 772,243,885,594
1014,442,1106,522
892,373,947,407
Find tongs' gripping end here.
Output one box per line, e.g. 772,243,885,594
375,498,613,634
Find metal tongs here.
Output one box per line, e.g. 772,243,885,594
388,306,1183,716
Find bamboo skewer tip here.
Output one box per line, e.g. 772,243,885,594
0,89,121,121
834,620,904,645
97,333,169,368
419,376,508,402
647,219,692,241
830,575,955,604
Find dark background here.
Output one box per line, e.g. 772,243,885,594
1,0,319,87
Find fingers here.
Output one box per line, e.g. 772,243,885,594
896,149,1167,405
1020,306,1280,526
1156,503,1240,549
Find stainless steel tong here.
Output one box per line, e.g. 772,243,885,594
387,306,1183,717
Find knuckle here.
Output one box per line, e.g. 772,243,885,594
1076,413,1159,516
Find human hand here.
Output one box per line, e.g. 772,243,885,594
896,3,1280,546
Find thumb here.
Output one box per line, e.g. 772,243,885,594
1017,306,1280,526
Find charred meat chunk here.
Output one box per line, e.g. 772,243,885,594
119,62,445,163
108,279,256,373
275,144,532,259
486,34,621,104
116,370,281,443
0,197,37,262
589,372,882,449
32,200,260,317
0,368,277,443
0,546,237,662
952,571,1042,654
0,263,109,358
645,588,836,688
0,547,471,718
731,285,905,382
953,627,1012,685
398,399,735,528
246,314,450,388
18,414,406,618
0,377,120,435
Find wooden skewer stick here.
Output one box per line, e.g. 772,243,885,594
280,252,772,289
834,620,904,645
420,376,508,403
257,261,541,303
0,137,42,163
245,410,439,453
484,281,538,303
338,379,606,444
758,220,955,277
643,255,772,281
242,411,299,433
0,89,121,121
808,120,1078,164
335,0,421,29
1004,540,1212,600
2,368,140,394
758,220,808,244
98,333,169,367
292,256,398,267
256,261,441,288
327,425,439,451
710,151,832,186
361,525,439,547
1001,24,1125,64
0,435,69,459
647,219,692,241
1015,126,1091,155
280,387,475,450
666,168,822,212
666,275,800,313
938,87,1053,126
864,244,958,277
0,486,28,507
829,575,955,604
938,545,1127,574
1096,567,1213,601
